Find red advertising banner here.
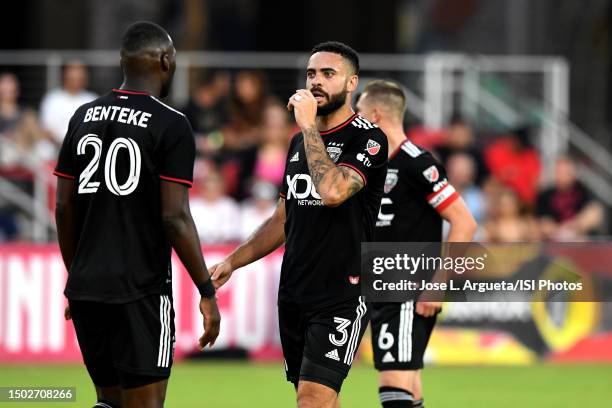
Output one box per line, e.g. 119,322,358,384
1,244,611,364
0,244,283,363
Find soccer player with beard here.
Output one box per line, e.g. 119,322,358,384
357,80,477,408
210,42,388,407
54,22,220,407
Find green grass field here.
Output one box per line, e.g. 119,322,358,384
1,362,611,407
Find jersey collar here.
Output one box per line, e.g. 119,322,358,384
319,113,358,136
112,88,149,95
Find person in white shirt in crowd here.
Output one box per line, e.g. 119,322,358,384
39,61,97,159
190,167,241,244
239,179,278,240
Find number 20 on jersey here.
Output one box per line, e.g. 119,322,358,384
77,134,141,196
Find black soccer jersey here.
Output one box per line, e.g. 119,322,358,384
374,140,459,242
54,89,196,303
279,113,388,309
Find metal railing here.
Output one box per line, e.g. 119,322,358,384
0,50,609,238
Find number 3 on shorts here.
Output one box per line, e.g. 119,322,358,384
329,317,351,347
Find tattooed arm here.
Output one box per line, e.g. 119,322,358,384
288,89,364,207
301,124,364,207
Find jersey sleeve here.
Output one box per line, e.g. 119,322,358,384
337,128,388,186
410,156,459,213
279,134,299,199
53,112,79,180
158,116,196,188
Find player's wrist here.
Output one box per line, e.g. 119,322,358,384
197,279,216,299
301,123,318,134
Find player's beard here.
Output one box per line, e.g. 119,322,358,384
314,87,348,117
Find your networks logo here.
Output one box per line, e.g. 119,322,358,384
286,174,324,206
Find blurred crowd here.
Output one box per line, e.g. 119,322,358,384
0,63,606,243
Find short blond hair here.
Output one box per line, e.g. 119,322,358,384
361,80,406,119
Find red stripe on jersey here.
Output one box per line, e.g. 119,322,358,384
53,170,76,180
112,88,149,95
435,191,459,213
279,192,286,198
320,113,358,135
159,175,193,187
338,163,367,187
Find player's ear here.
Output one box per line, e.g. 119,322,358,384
372,107,382,124
347,74,358,93
161,53,170,72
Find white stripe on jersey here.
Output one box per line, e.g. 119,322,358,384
399,302,405,362
351,116,377,129
343,296,367,365
398,301,414,362
149,96,185,117
401,141,422,158
157,295,172,367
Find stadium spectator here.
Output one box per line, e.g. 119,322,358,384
0,73,46,164
253,101,291,186
225,70,269,148
217,70,270,199
484,126,541,206
39,61,97,149
239,179,277,240
482,186,539,242
190,167,241,244
182,70,231,156
0,73,22,134
537,156,604,241
446,152,484,222
436,116,488,185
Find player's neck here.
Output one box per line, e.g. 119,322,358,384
381,123,408,155
316,105,355,133
119,79,161,97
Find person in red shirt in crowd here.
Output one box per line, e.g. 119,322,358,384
537,156,603,240
484,126,541,206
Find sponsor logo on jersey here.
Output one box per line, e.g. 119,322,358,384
422,165,439,182
382,351,396,363
325,349,340,361
432,178,448,192
384,169,399,193
290,151,299,162
286,174,323,205
356,153,372,167
366,139,381,155
348,276,360,285
327,146,342,163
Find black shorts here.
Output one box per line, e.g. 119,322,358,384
370,301,437,371
69,294,175,388
278,296,369,393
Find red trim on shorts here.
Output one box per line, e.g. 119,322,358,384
159,175,193,187
337,163,367,187
320,113,358,135
53,170,76,180
434,191,459,213
112,88,149,95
